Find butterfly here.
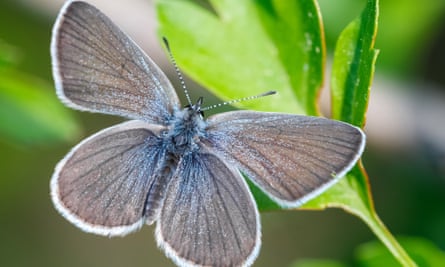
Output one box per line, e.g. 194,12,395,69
50,1,366,266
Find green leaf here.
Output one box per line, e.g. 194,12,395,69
330,0,378,127
303,0,415,266
303,0,378,221
156,0,324,115
0,68,80,145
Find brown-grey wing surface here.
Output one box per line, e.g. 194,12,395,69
51,1,179,123
204,110,366,207
51,120,168,236
156,151,260,267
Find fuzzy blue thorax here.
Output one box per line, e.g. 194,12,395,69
164,98,207,155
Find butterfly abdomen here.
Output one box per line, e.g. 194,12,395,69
144,153,178,224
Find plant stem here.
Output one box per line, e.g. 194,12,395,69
360,211,417,266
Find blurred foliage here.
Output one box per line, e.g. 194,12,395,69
0,41,80,145
291,237,445,267
319,0,445,77
292,259,347,267
0,40,20,66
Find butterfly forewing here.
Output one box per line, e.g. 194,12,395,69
51,1,180,123
156,151,260,267
51,120,168,236
204,111,366,207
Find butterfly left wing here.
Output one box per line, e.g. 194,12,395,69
51,120,168,236
156,151,260,267
203,110,366,207
51,1,180,123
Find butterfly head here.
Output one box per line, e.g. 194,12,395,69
184,97,204,118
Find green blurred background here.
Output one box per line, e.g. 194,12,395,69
1,0,444,266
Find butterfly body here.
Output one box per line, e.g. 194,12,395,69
142,100,208,225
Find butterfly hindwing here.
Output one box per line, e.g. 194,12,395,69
156,150,260,267
51,120,168,236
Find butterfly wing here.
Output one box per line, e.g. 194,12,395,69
51,120,169,236
156,151,260,267
51,1,179,123
204,111,366,207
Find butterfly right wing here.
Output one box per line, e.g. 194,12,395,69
51,1,180,123
204,111,365,208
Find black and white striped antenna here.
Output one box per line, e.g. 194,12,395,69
162,37,192,106
162,37,276,111
201,90,276,111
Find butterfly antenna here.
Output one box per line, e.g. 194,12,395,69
201,90,277,111
162,37,192,106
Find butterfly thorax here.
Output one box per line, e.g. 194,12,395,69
164,98,207,155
